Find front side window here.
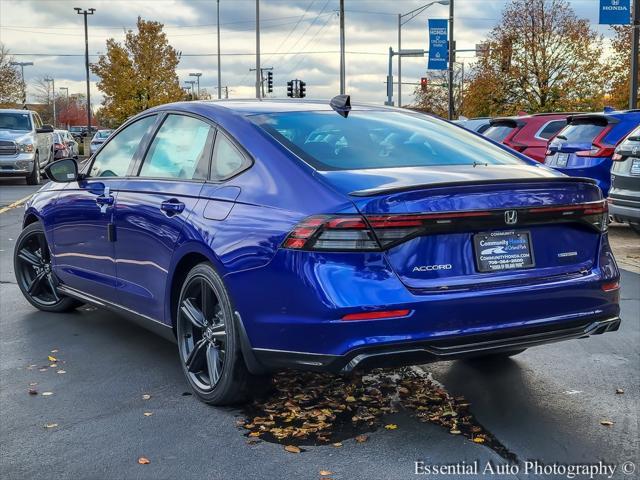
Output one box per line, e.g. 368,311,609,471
252,111,524,171
139,114,214,180
89,115,157,177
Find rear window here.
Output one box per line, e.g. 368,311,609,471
537,120,566,139
484,124,515,142
251,111,523,171
558,123,605,144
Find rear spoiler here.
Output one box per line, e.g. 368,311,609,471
566,113,620,125
349,176,598,197
489,117,525,127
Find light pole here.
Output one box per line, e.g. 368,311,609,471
397,0,449,107
447,0,455,120
339,0,345,94
44,76,56,127
217,0,222,100
60,87,69,129
189,72,202,99
255,0,261,99
10,61,33,108
74,7,95,134
184,81,196,100
631,0,639,109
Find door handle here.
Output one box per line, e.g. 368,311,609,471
160,199,185,215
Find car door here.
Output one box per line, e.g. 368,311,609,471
51,114,158,303
113,113,215,323
32,113,47,162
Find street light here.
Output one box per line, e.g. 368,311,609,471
397,0,449,107
189,72,202,99
75,7,95,134
9,61,33,108
44,76,56,127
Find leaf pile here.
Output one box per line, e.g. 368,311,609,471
240,367,516,461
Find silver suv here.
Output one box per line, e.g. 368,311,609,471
0,109,54,184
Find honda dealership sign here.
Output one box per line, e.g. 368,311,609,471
599,0,631,24
428,19,448,71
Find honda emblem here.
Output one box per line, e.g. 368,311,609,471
504,210,518,225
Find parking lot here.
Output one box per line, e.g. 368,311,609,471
0,178,638,480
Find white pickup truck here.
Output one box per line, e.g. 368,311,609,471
0,109,54,184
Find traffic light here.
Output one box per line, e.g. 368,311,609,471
420,77,428,92
267,71,273,93
287,80,294,98
299,80,306,98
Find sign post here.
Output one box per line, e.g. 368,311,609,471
428,19,448,71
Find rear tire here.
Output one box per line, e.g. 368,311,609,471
25,152,41,185
176,263,268,405
14,222,82,312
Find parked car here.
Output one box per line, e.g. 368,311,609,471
15,99,620,405
0,109,54,184
544,109,640,196
483,113,571,162
89,129,113,155
609,125,640,234
453,116,492,134
53,130,79,160
69,125,85,141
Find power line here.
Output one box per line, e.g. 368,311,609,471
262,0,316,66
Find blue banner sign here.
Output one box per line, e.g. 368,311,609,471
428,19,448,71
599,0,631,25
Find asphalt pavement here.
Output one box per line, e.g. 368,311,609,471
1,179,638,480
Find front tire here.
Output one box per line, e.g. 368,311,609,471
176,263,266,405
25,152,41,185
14,222,82,312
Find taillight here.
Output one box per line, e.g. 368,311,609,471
282,215,379,251
576,125,614,157
529,200,608,232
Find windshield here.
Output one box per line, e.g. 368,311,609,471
557,122,605,144
484,124,516,142
251,111,524,171
0,112,32,131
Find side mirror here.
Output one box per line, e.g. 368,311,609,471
45,158,78,183
36,125,54,133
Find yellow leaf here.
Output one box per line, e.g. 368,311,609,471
332,442,343,448
249,432,261,437
449,429,461,435
137,457,150,465
48,356,57,362
319,470,333,476
345,396,356,402
473,437,485,443
284,445,301,453
384,424,398,430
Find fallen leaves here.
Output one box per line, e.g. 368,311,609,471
355,434,368,443
41,391,53,396
384,424,398,430
142,394,151,400
57,370,66,374
600,420,614,427
284,445,301,454
319,470,333,476
43,423,58,429
143,412,153,417
47,356,57,362
615,388,624,394
137,457,150,465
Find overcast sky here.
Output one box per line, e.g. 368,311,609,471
0,0,621,108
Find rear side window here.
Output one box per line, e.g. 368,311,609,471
476,123,491,134
537,120,566,139
211,133,249,180
89,115,157,177
559,123,605,143
252,111,523,171
139,114,214,180
484,124,515,142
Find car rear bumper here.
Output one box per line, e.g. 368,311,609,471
551,160,611,195
251,315,621,373
609,194,640,223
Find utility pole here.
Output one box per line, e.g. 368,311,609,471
255,0,261,99
10,61,33,108
631,0,639,109
250,66,272,98
217,0,222,100
184,81,196,100
447,0,455,120
189,72,202,99
44,76,56,127
339,0,345,94
60,87,69,129
75,7,95,134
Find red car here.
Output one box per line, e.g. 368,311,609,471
483,113,572,162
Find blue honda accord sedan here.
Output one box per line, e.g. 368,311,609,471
14,98,621,405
